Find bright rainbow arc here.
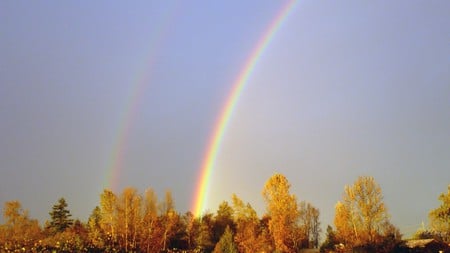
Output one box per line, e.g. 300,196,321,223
192,0,298,217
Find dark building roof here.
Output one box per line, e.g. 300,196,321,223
400,239,450,253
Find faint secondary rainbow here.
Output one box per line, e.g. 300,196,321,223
104,4,181,191
104,81,147,192
192,0,298,217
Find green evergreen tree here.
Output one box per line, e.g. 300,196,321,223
197,213,215,252
213,201,234,243
320,225,339,253
213,226,238,253
48,197,73,233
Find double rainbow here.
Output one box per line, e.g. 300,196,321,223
103,1,297,214
192,0,298,217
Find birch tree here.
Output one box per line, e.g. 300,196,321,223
100,189,118,248
334,176,396,249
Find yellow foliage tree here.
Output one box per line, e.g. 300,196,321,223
141,188,162,252
262,173,300,253
160,190,179,251
87,206,104,249
232,194,262,253
99,189,118,247
116,187,142,251
1,201,42,251
334,176,395,249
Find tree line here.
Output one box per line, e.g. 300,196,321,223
0,173,449,253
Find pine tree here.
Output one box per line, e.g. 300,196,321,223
48,197,73,233
197,213,215,252
213,201,234,243
213,226,238,253
320,225,338,253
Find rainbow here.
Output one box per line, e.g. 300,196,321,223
104,82,147,191
192,0,298,217
104,4,180,191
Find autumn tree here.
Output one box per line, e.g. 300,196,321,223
412,222,437,240
87,206,105,250
169,211,190,250
378,221,402,253
116,187,142,251
41,222,89,252
1,201,42,251
99,189,118,250
259,214,275,252
299,201,321,248
160,190,180,251
334,176,398,250
262,173,300,253
429,184,450,242
47,197,73,234
141,188,162,252
182,211,200,250
232,194,264,253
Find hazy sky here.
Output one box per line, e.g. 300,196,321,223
1,1,449,237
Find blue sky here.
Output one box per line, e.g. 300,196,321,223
1,1,449,237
